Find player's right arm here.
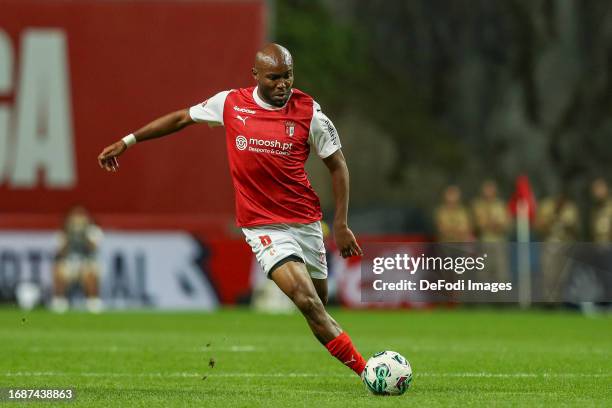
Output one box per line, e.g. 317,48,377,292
97,90,229,172
97,109,195,172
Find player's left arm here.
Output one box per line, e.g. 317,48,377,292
323,150,363,258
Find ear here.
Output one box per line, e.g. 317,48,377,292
251,67,258,80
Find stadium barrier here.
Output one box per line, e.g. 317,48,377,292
0,231,428,309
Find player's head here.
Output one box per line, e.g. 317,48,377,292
252,43,294,107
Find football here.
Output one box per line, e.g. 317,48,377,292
362,351,413,395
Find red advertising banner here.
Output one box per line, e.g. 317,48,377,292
0,0,266,236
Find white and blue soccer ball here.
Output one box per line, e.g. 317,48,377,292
362,351,412,396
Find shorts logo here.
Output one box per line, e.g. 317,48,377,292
236,135,248,151
285,121,295,137
259,235,272,247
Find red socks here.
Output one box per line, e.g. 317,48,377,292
325,332,366,376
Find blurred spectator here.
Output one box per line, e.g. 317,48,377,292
536,192,580,242
536,192,580,302
472,180,511,242
472,180,511,282
590,178,612,243
435,185,474,242
51,206,103,313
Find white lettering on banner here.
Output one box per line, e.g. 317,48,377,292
0,28,76,188
12,29,75,187
0,234,57,298
0,232,218,310
0,29,12,181
0,30,12,92
0,108,9,182
99,233,218,309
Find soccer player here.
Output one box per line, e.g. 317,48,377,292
97,44,367,376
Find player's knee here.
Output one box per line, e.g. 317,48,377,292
293,292,324,318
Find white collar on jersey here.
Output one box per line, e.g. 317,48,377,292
253,86,293,110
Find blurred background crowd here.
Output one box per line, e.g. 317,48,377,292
434,178,612,244
291,0,612,237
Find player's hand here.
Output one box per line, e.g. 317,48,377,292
334,224,363,258
97,141,127,172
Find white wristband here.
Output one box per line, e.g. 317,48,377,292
121,133,137,148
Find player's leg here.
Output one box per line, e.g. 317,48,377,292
271,261,339,343
299,221,342,332
271,261,366,375
311,277,342,332
311,277,328,305
242,223,366,375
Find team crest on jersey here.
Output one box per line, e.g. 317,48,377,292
285,121,295,137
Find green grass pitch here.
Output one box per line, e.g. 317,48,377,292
0,307,610,407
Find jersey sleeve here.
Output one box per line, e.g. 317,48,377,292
308,101,342,159
188,90,230,127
